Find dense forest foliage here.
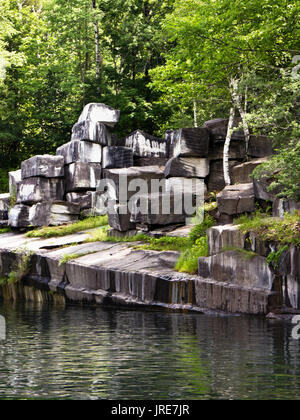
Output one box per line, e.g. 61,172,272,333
0,0,299,197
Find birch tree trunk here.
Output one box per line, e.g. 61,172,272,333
233,86,250,157
193,100,198,128
223,78,238,186
92,0,102,93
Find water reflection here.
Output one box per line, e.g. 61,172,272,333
0,302,299,400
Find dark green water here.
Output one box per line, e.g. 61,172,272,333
0,302,300,400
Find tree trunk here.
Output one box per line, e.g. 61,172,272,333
233,85,250,158
193,100,198,128
92,0,102,93
223,78,238,186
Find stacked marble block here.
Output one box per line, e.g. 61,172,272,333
56,103,131,217
8,155,80,228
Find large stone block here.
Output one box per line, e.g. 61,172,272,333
165,177,207,196
133,157,169,168
232,158,267,184
65,162,101,192
125,130,168,158
209,139,246,160
168,128,210,158
71,120,112,145
203,118,244,141
21,155,64,179
248,135,274,158
272,198,300,217
78,103,120,127
129,192,190,226
108,204,136,232
103,166,165,202
29,201,80,227
9,204,31,228
217,183,255,215
17,178,65,205
207,160,239,192
90,191,109,216
102,146,133,169
0,193,10,221
9,169,22,197
56,140,102,164
66,191,93,210
253,176,278,203
164,157,210,179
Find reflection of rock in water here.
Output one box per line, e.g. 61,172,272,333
0,315,5,341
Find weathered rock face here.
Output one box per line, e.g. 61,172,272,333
249,135,274,158
203,118,244,141
0,193,10,222
232,158,267,184
209,140,246,160
66,192,93,210
279,247,300,309
71,120,112,145
21,155,64,179
9,170,22,197
198,251,275,291
164,157,210,179
129,192,188,227
56,140,102,164
125,130,168,158
168,128,210,158
90,191,109,216
29,201,80,227
207,225,246,256
103,166,165,202
165,177,207,196
217,183,255,215
102,146,133,169
17,178,65,204
78,103,120,127
272,198,300,217
9,204,31,228
65,162,101,192
108,203,136,231
207,160,239,192
133,157,169,168
253,176,278,203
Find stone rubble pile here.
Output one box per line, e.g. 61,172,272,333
4,101,284,231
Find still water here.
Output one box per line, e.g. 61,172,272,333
0,302,299,400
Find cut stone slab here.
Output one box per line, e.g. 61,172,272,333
17,178,65,205
9,169,22,197
253,175,279,203
103,166,165,202
209,139,246,160
207,160,239,192
207,225,246,256
164,157,210,179
129,192,189,226
232,158,267,184
249,135,274,158
29,201,80,227
71,120,112,145
203,118,244,141
78,103,120,128
168,128,210,158
90,191,109,216
21,155,64,179
9,204,31,228
133,157,168,168
272,198,300,218
102,146,133,169
66,191,93,210
65,162,101,192
217,183,255,215
125,130,168,158
108,203,136,232
198,251,274,291
56,140,102,164
0,193,10,221
165,177,207,196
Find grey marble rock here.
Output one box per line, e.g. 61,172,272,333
125,130,168,158
103,166,165,202
102,146,133,169
208,139,246,160
133,157,169,168
248,135,274,158
56,140,102,164
0,193,10,221
9,169,22,197
108,203,136,232
207,160,240,192
232,158,267,184
168,127,210,158
217,183,255,215
164,157,210,179
21,155,64,179
17,177,65,205
203,118,244,141
9,204,31,228
71,120,112,145
272,199,300,217
29,201,80,227
90,191,109,216
165,177,207,197
65,162,101,192
78,103,120,128
66,191,93,210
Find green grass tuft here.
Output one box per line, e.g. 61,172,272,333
0,227,12,235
